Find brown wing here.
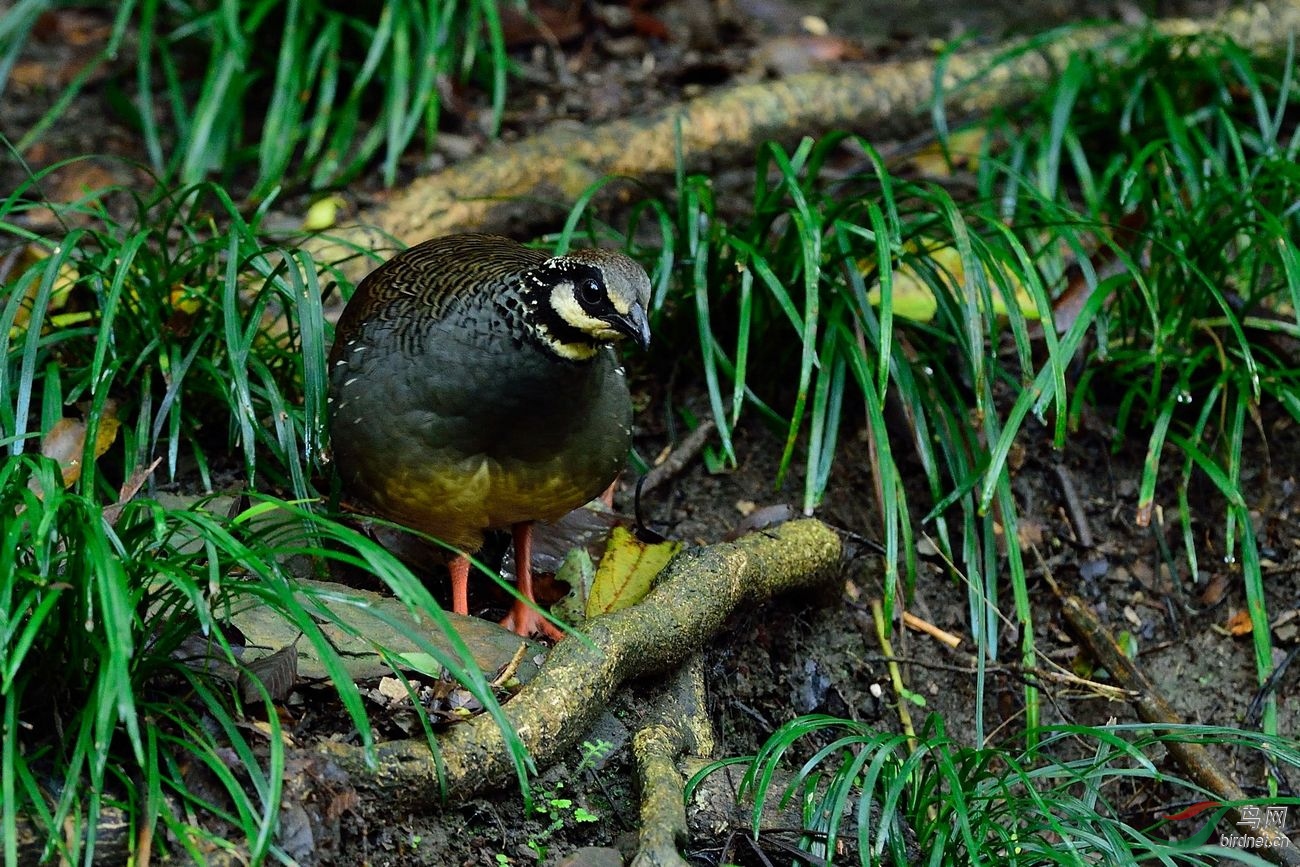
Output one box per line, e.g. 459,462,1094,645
329,234,548,365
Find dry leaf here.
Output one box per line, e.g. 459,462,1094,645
1199,571,1230,606
31,400,121,495
9,10,113,92
39,419,90,487
100,457,162,527
1041,210,1145,336
551,548,597,626
724,503,797,541
908,128,986,176
376,676,411,704
1226,609,1253,636
499,0,584,46
18,161,124,233
238,642,300,705
1016,518,1045,549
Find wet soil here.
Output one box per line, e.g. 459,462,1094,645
326,389,1300,866
3,0,1297,864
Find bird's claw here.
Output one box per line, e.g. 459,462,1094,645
500,602,566,642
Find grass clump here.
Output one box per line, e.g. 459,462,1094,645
690,714,1300,866
1,173,329,494
574,133,1089,739
972,30,1300,734
562,26,1300,745
1,0,512,196
0,180,534,859
1,454,522,863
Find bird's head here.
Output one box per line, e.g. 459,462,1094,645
522,249,653,361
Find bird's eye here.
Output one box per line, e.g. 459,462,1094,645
579,278,604,305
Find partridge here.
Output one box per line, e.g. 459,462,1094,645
329,234,651,639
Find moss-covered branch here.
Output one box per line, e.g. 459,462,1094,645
316,519,842,806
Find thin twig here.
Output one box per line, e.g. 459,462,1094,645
1152,505,1193,619
864,654,1133,701
1247,644,1298,728
1052,462,1093,548
639,418,717,496
901,611,962,649
490,641,530,689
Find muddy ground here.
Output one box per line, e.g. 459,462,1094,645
3,0,1297,864
320,394,1300,866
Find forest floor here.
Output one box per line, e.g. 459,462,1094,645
3,0,1296,864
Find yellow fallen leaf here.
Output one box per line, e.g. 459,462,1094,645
865,242,1040,323
169,284,203,316
7,244,79,338
907,128,986,177
302,194,346,232
869,260,939,321
586,526,681,618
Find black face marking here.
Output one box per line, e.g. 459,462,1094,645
514,262,605,357
509,250,651,360
536,263,611,310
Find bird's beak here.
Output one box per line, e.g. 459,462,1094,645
610,302,651,350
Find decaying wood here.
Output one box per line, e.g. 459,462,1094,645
630,655,713,867
316,519,842,806
1060,594,1300,867
305,0,1300,279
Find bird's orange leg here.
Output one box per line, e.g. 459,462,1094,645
449,554,470,616
599,480,617,508
500,522,565,641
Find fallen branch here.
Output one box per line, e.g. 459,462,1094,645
630,655,713,867
304,0,1300,278
1060,593,1300,866
316,519,842,806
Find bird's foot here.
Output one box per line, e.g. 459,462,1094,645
598,480,617,508
500,601,566,642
